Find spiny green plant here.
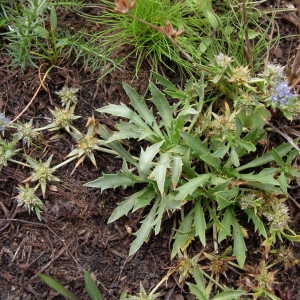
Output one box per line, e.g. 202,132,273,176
0,86,83,219
85,70,299,268
4,0,51,68
187,267,245,300
3,0,84,68
16,184,43,220
25,155,60,198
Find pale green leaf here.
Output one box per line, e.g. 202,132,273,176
50,7,57,31
149,82,173,128
97,125,137,166
278,172,288,193
246,209,267,238
191,268,207,294
248,29,261,40
214,187,239,210
97,103,134,119
213,144,230,159
182,133,221,169
239,140,256,153
188,283,208,300
233,222,247,267
230,148,240,167
175,174,211,201
129,203,158,256
106,122,143,142
97,104,146,128
171,210,194,258
218,208,234,243
108,195,136,223
194,202,206,246
122,83,155,126
85,173,138,191
239,169,279,186
212,289,245,300
132,187,156,212
282,233,300,242
204,10,219,29
138,141,163,176
154,195,166,235
237,142,293,171
262,291,281,300
149,153,169,195
171,156,183,189
152,72,178,91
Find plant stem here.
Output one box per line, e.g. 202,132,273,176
9,159,30,168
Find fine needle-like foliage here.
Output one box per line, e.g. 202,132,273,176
80,0,272,77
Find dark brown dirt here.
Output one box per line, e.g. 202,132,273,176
0,1,299,299
0,55,174,299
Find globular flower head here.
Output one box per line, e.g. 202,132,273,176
240,193,262,210
270,81,295,106
263,64,285,82
264,202,290,231
56,86,79,108
0,113,11,132
229,66,250,85
215,53,232,68
16,184,43,220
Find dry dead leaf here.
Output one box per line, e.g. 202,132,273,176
114,0,136,14
158,22,184,39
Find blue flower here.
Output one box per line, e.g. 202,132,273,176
0,113,10,132
270,81,295,105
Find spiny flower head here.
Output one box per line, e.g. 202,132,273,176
263,64,285,82
0,138,18,170
56,86,79,108
48,106,80,132
13,120,38,147
240,193,262,210
229,66,250,85
264,202,290,231
67,117,102,172
270,81,296,106
16,184,43,220
215,53,232,68
68,128,100,168
0,113,10,132
26,155,60,198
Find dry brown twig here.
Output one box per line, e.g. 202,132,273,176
11,65,54,123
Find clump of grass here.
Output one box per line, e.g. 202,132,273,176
80,0,272,76
81,0,197,75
